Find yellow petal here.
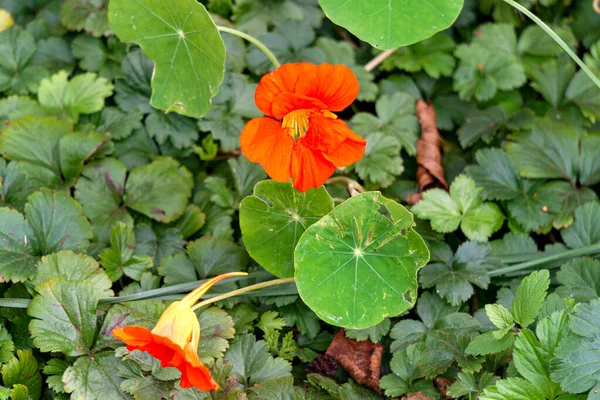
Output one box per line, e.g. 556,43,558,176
180,272,248,308
0,9,14,32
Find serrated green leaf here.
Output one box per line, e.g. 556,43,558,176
63,352,128,400
100,222,152,281
486,304,514,330
0,208,36,282
345,318,390,342
240,180,333,278
0,26,47,95
465,331,514,356
74,158,133,243
224,334,292,386
556,258,600,302
413,175,504,241
353,132,403,188
61,0,110,37
38,71,114,121
529,60,576,108
1,350,41,400
43,359,69,394
382,33,456,78
197,307,235,363
28,276,98,356
466,148,522,201
511,270,550,328
108,0,225,118
420,242,492,306
124,157,193,223
561,202,600,249
97,107,143,140
480,377,546,400
33,250,113,297
114,49,153,114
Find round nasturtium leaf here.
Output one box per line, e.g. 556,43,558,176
295,192,429,329
318,0,464,49
108,0,226,118
240,180,334,278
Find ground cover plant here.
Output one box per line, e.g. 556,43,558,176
0,0,599,399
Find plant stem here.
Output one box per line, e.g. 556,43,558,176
364,49,395,72
191,277,295,311
489,242,600,277
216,26,281,69
502,0,600,89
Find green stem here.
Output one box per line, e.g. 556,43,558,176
489,242,600,277
502,0,600,89
216,26,281,69
191,277,295,311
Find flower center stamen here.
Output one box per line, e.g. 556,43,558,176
282,110,311,140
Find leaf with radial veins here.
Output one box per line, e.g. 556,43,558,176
295,192,429,329
240,181,334,278
318,0,464,49
108,0,226,118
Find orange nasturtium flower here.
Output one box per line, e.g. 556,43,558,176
112,272,247,391
241,62,367,192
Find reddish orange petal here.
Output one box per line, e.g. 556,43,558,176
291,141,336,192
295,63,359,112
302,114,366,167
271,93,326,121
255,63,317,117
240,117,293,182
179,347,219,391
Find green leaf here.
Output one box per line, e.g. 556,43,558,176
380,344,431,397
480,377,546,400
454,24,526,101
224,334,292,386
61,0,111,37
419,242,492,306
565,64,600,123
114,49,153,114
345,318,391,342
466,148,522,201
186,236,247,278
465,331,514,356
100,222,153,281
28,276,98,356
351,93,419,155
412,175,504,241
135,223,185,267
456,107,506,149
247,376,299,399
44,359,70,394
240,180,334,278
108,0,226,118
513,329,558,397
295,192,429,329
38,71,114,121
318,0,464,49
74,158,133,243
0,208,36,282
486,304,514,330
146,110,199,150
0,26,47,95
0,115,72,176
33,250,113,297
25,188,92,254
124,157,194,223
511,269,550,328
246,20,322,76
71,36,126,80
63,352,128,399
561,202,600,249
551,299,600,395
8,384,27,400
353,132,404,188
197,307,236,363
556,258,600,302
447,372,498,399
0,326,14,364
518,25,577,57
97,107,143,140
381,33,456,78
529,60,576,108
1,350,41,400
505,118,579,183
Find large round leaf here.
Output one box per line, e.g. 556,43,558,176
295,192,429,329
108,0,225,118
318,0,464,49
240,180,334,278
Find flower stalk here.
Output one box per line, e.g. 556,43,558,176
216,26,281,68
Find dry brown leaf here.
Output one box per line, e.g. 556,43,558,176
407,100,448,205
401,391,431,400
325,329,384,392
